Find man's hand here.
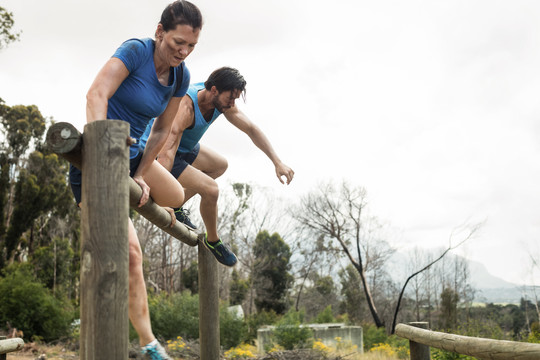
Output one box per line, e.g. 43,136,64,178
133,175,150,206
276,163,295,185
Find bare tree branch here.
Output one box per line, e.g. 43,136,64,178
390,222,483,334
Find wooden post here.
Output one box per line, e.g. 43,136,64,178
80,120,130,360
198,239,220,359
408,322,430,360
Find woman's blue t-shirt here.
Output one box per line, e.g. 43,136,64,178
109,38,190,157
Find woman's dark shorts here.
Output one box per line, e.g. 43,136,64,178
69,151,143,205
170,143,200,179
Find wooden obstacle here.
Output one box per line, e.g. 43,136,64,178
0,337,24,360
396,322,540,360
46,120,220,360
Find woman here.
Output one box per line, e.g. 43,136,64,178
69,2,202,359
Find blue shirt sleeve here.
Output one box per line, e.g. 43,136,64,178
112,39,147,73
175,65,191,97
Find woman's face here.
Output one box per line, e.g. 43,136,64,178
156,24,200,67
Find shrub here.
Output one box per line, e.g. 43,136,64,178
312,339,330,353
370,343,395,356
273,310,313,350
362,323,388,351
0,264,74,341
246,309,279,342
220,303,248,349
314,305,335,324
431,349,475,360
147,290,199,340
224,343,256,359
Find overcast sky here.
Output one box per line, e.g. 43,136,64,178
1,0,539,286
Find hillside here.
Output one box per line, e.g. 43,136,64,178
389,253,538,304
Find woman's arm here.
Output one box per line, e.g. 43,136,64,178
86,58,129,122
133,96,183,205
157,95,195,171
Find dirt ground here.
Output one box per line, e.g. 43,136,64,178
6,343,78,360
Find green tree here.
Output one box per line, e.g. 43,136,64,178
31,236,75,294
0,101,75,268
440,287,459,331
296,273,339,322
229,269,249,306
181,261,198,294
339,264,366,323
253,230,292,314
0,100,79,312
314,305,335,324
0,6,21,49
0,264,74,341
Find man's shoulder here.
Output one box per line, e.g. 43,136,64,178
187,82,205,95
180,94,196,113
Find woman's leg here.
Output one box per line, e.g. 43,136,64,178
143,159,185,208
127,218,155,346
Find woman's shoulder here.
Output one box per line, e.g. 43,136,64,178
112,38,154,71
116,38,154,54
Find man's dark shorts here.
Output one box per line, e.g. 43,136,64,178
170,143,200,179
69,151,143,205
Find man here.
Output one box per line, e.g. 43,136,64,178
141,67,294,267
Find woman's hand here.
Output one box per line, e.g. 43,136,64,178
133,175,150,207
163,207,177,228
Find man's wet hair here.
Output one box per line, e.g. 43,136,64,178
160,0,203,32
204,67,247,98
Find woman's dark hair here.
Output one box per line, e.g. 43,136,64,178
160,1,203,31
204,67,247,97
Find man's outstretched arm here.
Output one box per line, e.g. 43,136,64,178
224,107,294,184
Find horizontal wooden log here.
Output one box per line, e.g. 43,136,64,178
46,122,198,247
395,323,540,360
0,338,24,355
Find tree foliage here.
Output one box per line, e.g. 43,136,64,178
0,99,80,339
253,230,292,314
0,264,74,341
0,6,21,50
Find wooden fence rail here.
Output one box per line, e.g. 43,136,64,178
0,337,24,360
46,120,220,360
46,121,198,246
396,322,540,360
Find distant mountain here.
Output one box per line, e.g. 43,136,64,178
467,260,530,304
387,252,537,304
467,260,515,289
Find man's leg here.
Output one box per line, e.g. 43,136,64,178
178,165,220,241
183,145,228,203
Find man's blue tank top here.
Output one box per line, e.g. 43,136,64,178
140,82,222,154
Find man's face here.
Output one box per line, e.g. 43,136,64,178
212,89,242,112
